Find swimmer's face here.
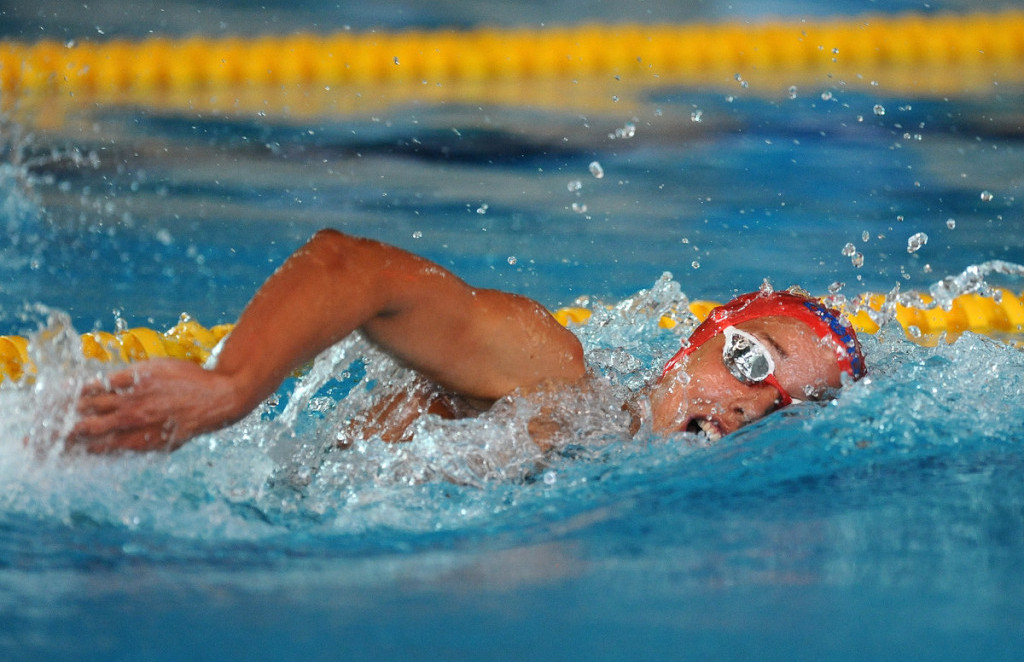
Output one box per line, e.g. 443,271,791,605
648,316,844,440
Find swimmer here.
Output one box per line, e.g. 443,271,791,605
68,229,865,453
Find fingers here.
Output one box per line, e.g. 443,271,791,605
76,391,123,416
68,408,180,453
69,423,171,454
71,367,161,452
79,366,141,394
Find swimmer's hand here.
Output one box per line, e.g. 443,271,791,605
68,359,244,453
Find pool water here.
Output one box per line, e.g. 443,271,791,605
2,1,1024,660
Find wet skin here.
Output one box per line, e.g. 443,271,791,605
646,316,845,439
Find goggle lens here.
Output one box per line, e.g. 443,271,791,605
722,326,775,383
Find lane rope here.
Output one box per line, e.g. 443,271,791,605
2,11,1023,100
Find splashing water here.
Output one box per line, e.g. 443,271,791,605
2,259,1022,546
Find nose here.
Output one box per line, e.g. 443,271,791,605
711,383,782,433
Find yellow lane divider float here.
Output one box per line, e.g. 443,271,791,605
2,290,1022,383
1,10,1023,112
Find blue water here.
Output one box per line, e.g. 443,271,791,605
3,1,1024,660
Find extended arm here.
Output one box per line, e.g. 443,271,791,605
70,230,585,452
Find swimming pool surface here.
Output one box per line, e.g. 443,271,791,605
2,1,1024,660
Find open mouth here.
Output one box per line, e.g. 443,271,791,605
686,417,723,442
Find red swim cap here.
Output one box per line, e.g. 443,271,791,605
661,289,867,380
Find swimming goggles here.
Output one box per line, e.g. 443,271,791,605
721,326,795,407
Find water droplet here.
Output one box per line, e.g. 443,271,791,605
980,190,993,202
476,203,488,214
690,110,703,123
873,104,886,116
821,91,833,101
588,161,604,179
787,85,798,99
609,122,636,140
412,230,423,239
507,256,517,265
393,56,400,65
828,281,845,294
906,231,928,253
155,228,173,246
691,261,700,270
571,202,588,214
861,230,870,242
567,179,582,192
841,242,857,257
946,218,956,230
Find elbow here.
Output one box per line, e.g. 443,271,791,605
306,228,354,262
302,229,371,278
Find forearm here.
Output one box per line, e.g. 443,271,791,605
211,230,393,413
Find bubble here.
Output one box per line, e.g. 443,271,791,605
851,252,864,268
567,179,583,192
588,161,604,179
476,203,488,214
821,91,833,101
690,110,703,123
691,261,700,269
507,256,517,265
412,231,423,239
873,104,886,116
946,218,956,230
841,242,857,257
571,202,588,214
906,232,928,253
393,57,400,65
861,230,870,242
787,85,798,99
543,471,557,485
980,190,993,202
